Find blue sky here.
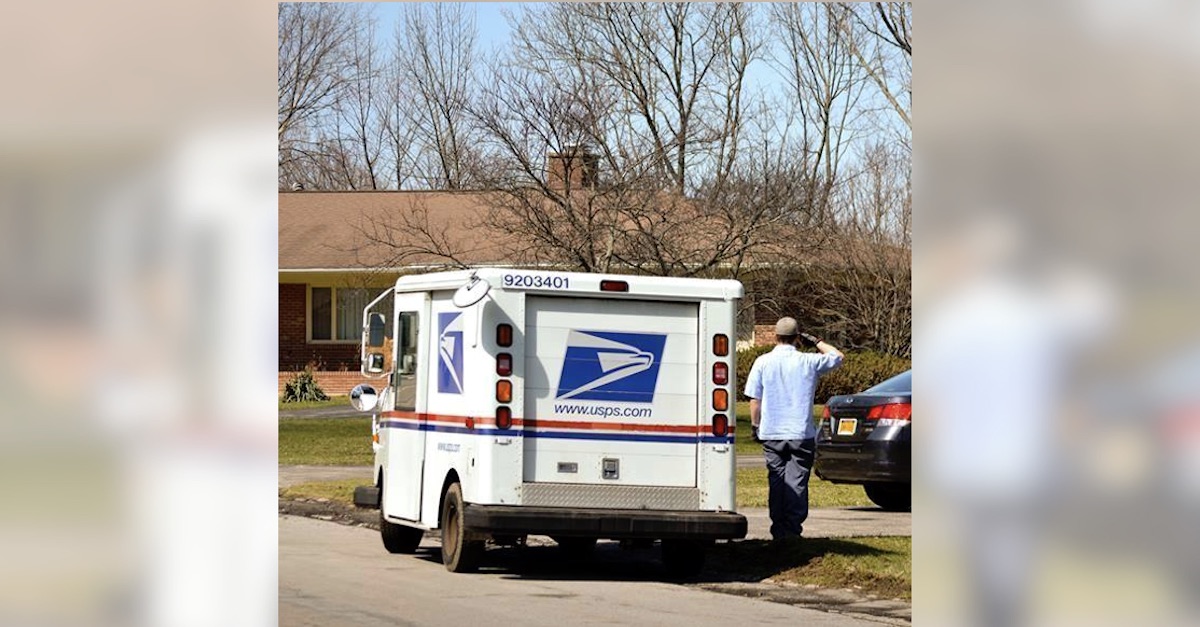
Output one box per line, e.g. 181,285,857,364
371,2,519,54
361,2,907,153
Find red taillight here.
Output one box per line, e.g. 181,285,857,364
496,352,512,376
496,406,512,430
496,323,513,347
866,403,912,421
713,389,729,411
712,413,729,437
496,380,513,403
712,362,728,385
713,334,729,356
822,405,831,420
600,280,629,292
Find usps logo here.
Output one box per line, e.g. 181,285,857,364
555,330,667,403
438,312,464,394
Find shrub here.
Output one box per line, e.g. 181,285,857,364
735,345,773,399
282,368,329,403
735,345,909,402
813,351,910,401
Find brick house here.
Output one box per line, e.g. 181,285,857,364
278,190,508,395
276,164,888,395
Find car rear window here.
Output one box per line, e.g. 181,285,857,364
864,370,911,394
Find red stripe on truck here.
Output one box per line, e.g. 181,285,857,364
379,410,733,434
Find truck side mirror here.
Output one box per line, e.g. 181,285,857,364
365,352,385,374
349,383,378,412
367,312,387,347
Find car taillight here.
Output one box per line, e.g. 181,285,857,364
496,352,512,376
712,362,728,385
822,405,831,424
711,413,729,437
866,403,912,421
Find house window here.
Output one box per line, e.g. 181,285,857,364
310,287,372,342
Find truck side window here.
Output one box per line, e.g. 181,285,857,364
394,312,419,410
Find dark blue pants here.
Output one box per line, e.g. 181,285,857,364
762,438,817,540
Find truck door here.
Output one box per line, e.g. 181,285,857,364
382,292,431,522
523,296,700,488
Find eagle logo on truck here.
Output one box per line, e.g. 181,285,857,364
438,312,465,394
555,330,667,403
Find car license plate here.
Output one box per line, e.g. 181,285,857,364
837,419,858,436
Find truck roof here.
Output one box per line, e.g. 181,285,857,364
394,268,744,301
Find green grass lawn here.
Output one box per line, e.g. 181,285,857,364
736,467,870,509
279,417,374,466
278,396,352,411
708,535,911,600
280,478,362,502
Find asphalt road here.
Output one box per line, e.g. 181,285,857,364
280,515,907,626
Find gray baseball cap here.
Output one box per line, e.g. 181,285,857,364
775,317,799,336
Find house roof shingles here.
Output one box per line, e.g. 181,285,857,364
278,190,506,270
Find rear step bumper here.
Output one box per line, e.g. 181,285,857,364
463,505,747,540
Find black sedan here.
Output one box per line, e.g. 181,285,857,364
815,370,911,511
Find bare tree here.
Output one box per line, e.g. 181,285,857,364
278,3,368,188
812,141,911,356
378,57,422,190
467,61,625,272
455,2,804,278
352,195,484,270
332,15,384,189
829,2,911,133
768,3,870,187
393,3,482,189
510,3,761,195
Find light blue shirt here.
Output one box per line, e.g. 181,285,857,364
744,345,843,440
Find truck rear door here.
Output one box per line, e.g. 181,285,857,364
523,296,699,488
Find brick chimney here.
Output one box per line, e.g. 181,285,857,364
546,145,599,190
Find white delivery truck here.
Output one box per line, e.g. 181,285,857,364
349,268,747,575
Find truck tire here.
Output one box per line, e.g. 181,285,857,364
380,513,424,554
440,482,484,573
864,482,911,512
553,536,597,560
661,539,707,578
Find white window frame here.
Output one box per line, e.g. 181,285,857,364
307,285,373,344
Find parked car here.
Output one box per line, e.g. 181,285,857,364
815,370,911,511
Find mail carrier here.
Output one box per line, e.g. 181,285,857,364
349,268,747,575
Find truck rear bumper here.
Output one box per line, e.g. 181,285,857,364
463,505,747,540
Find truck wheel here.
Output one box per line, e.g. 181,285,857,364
380,513,424,554
661,540,707,578
440,482,484,573
553,536,597,560
864,482,911,512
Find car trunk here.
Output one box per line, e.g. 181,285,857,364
822,395,899,444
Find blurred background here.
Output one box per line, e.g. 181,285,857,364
0,1,1197,626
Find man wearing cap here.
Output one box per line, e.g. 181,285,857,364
744,317,844,540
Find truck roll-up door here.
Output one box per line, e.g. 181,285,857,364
523,296,699,488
